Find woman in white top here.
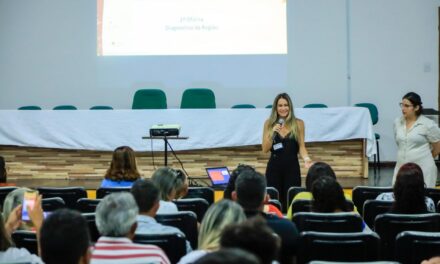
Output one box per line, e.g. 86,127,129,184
151,167,188,214
393,92,440,187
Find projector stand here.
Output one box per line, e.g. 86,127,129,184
142,135,188,166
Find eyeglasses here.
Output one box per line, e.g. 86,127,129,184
399,102,414,108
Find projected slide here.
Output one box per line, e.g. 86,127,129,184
97,0,287,56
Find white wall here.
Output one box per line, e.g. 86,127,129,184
0,0,439,162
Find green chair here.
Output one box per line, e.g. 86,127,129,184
90,106,113,110
303,103,328,108
53,105,77,110
18,106,42,110
231,104,256,109
180,88,216,109
355,103,380,172
132,89,167,109
265,104,273,109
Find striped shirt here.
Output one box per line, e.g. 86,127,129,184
91,236,170,264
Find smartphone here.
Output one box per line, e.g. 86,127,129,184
22,191,37,221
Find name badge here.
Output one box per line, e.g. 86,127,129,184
273,143,283,151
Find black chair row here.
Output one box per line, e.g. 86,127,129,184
290,199,355,216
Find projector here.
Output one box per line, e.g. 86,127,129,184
149,124,181,137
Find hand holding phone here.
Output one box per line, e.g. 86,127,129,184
21,191,37,221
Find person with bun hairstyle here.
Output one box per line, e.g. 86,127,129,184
393,92,440,187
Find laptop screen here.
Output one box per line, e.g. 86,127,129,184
206,167,231,186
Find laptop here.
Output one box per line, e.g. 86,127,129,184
206,167,231,189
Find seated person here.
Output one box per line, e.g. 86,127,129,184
178,199,246,264
0,193,43,263
131,179,192,253
376,162,435,213
220,216,280,264
91,192,170,264
3,187,35,230
100,146,141,188
40,209,91,264
194,248,260,264
151,167,187,214
287,162,356,219
224,164,283,218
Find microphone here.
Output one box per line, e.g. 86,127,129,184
272,118,285,141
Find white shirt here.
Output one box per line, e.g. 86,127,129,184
376,192,435,213
157,200,178,214
0,247,43,264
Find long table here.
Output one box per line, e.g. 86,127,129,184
0,107,376,157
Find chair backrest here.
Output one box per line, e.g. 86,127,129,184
53,105,77,110
363,200,393,229
287,186,307,208
133,233,187,264
293,212,363,233
395,231,440,264
76,198,101,213
298,231,380,264
352,186,393,215
11,230,38,255
231,104,256,108
425,188,440,206
265,104,272,108
304,103,328,108
0,186,18,209
180,88,215,109
132,89,167,109
266,186,279,201
90,105,113,110
173,198,209,222
82,213,100,242
156,211,198,249
183,187,214,205
374,213,440,260
37,187,87,209
268,199,282,212
291,199,355,216
42,197,66,212
18,105,42,110
355,103,379,125
96,187,131,199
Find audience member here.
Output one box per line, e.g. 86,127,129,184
287,162,356,219
131,179,192,252
311,176,349,213
151,167,187,214
220,216,280,264
376,162,435,213
40,209,91,264
91,192,170,264
0,194,43,263
101,146,141,187
2,187,34,230
194,248,261,264
224,164,283,218
422,256,440,264
178,199,246,264
232,170,299,264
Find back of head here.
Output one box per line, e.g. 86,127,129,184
0,156,6,183
392,162,427,214
151,167,186,201
224,164,255,200
96,192,138,237
2,187,32,225
105,146,140,181
312,176,348,213
235,170,266,210
40,209,90,264
194,248,261,264
131,179,159,213
220,217,280,264
198,199,246,250
305,162,336,191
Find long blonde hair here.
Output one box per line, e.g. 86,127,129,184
265,93,299,140
197,199,246,250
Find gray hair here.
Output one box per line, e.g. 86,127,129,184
95,192,138,237
151,167,184,201
3,188,32,225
